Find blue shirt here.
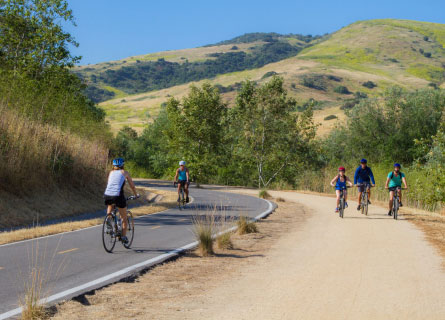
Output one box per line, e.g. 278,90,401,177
178,168,187,181
354,166,375,185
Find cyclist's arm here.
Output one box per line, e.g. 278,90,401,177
174,169,179,182
330,176,338,186
123,171,138,196
402,176,408,189
186,168,190,182
369,168,376,185
354,167,359,185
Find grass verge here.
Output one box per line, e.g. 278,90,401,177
237,216,258,235
192,213,215,256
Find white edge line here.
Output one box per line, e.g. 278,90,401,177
0,197,272,320
0,193,196,249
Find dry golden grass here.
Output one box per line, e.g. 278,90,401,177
0,187,177,245
237,216,258,235
216,232,233,250
192,213,216,256
51,202,303,319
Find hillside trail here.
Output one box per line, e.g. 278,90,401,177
182,190,445,320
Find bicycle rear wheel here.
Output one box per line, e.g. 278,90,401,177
123,211,135,249
102,215,117,253
393,199,399,220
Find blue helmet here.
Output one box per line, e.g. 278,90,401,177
360,158,367,164
394,163,401,168
112,158,124,168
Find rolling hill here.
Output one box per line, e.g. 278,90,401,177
77,19,445,134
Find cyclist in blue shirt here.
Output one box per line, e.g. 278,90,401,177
174,160,190,203
354,158,376,211
385,163,408,216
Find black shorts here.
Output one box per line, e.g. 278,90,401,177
388,187,401,192
178,180,189,187
104,194,126,208
357,183,370,193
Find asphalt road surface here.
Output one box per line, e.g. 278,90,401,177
0,180,272,319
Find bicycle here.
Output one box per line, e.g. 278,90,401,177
102,195,138,253
336,186,351,218
358,183,372,215
174,181,188,210
390,187,406,220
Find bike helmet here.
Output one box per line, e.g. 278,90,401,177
360,158,367,164
112,158,124,168
394,163,401,168
338,166,345,171
179,160,186,166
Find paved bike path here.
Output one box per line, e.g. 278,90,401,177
0,181,272,318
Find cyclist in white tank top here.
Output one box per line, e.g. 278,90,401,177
104,158,139,243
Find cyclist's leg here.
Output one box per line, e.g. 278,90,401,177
117,207,128,237
335,190,341,208
344,189,348,203
389,190,394,211
106,205,113,215
184,182,189,198
177,182,181,195
357,191,362,205
398,188,403,205
367,184,371,201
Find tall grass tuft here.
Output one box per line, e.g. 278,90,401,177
192,213,215,256
237,216,258,235
216,232,233,250
259,189,271,199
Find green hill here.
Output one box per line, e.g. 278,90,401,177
83,19,445,134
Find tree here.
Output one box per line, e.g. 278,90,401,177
165,82,227,184
231,76,317,189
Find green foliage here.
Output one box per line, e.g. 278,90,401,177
333,85,350,94
262,71,278,79
300,74,326,90
423,52,432,58
362,81,377,89
324,115,337,121
209,32,321,46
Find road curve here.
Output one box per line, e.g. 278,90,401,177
0,180,272,319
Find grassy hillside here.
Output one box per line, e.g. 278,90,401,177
88,19,445,134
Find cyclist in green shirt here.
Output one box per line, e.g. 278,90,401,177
385,163,408,216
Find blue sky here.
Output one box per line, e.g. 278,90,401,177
66,0,445,65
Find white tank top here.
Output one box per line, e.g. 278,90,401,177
104,170,125,196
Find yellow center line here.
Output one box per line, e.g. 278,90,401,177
58,248,79,255
151,226,161,230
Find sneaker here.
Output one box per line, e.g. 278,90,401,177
400,202,403,207
388,211,392,216
121,236,129,244
357,205,361,211
186,197,190,203
368,200,371,205
335,207,339,213
345,202,348,208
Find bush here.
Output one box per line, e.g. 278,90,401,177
262,71,278,79
423,52,432,58
327,75,342,82
362,81,377,89
424,36,429,41
291,83,297,89
216,232,233,249
192,214,215,256
300,74,326,90
230,45,238,50
354,91,368,99
259,189,271,199
340,100,358,110
388,58,399,63
324,115,338,121
334,85,350,94
428,83,438,89
237,216,258,234
419,48,424,54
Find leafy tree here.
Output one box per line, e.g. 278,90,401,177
231,76,317,188
165,82,227,184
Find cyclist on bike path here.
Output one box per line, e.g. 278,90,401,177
174,160,190,203
104,158,139,244
354,158,376,211
385,163,408,216
330,166,353,213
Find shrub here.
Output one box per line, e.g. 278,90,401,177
275,197,285,202
237,216,258,234
192,214,215,256
362,81,377,89
327,75,342,82
419,48,424,54
291,83,297,89
300,74,326,90
428,82,438,89
388,58,398,63
259,189,271,199
262,71,278,79
354,91,368,99
424,36,429,41
334,85,350,94
341,100,358,110
216,232,233,249
324,115,338,121
230,45,239,50
424,52,432,58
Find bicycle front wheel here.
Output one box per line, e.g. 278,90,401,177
393,199,399,220
102,215,117,253
339,198,344,218
123,211,135,249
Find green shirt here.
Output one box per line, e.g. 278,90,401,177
387,171,405,188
